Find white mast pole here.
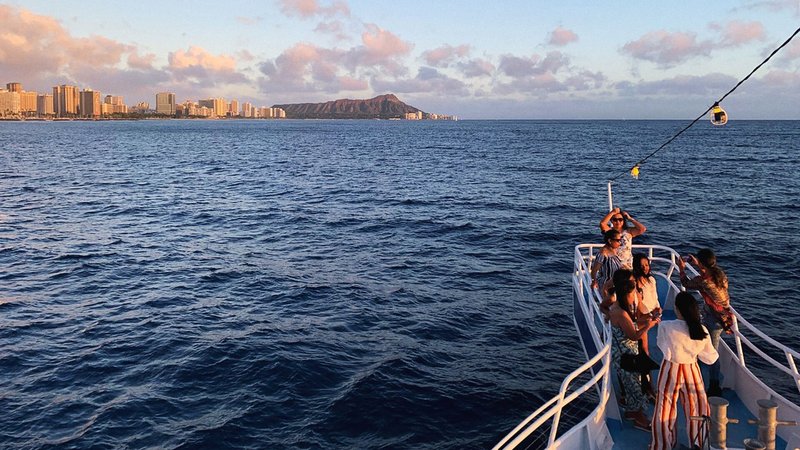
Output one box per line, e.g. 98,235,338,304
607,181,614,212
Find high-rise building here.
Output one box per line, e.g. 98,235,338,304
0,89,21,116
20,91,38,116
79,89,101,118
199,98,226,117
241,102,253,118
229,99,239,117
103,95,127,115
53,85,79,117
37,94,54,117
6,82,22,93
156,92,176,116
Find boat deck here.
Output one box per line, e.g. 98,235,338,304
607,309,788,449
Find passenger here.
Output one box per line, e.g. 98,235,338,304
609,273,660,432
676,248,730,396
650,292,718,450
633,253,663,354
600,207,646,268
599,268,634,314
591,229,623,295
633,253,661,314
603,268,658,403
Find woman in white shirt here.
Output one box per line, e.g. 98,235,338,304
650,292,719,450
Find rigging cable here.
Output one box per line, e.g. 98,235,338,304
609,26,800,182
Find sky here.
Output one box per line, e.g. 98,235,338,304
2,0,799,119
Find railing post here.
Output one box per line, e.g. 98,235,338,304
785,352,800,395
548,386,569,445
733,316,746,367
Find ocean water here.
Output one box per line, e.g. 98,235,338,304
1,119,798,449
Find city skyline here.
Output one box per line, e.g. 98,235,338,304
1,1,799,119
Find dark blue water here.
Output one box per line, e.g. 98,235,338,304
1,120,798,449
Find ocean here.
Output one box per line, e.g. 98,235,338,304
1,119,798,449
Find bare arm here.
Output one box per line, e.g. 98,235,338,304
677,255,703,289
612,306,658,341
590,255,601,287
623,210,646,237
599,207,619,232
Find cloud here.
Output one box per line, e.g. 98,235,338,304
168,46,249,85
785,39,800,60
314,20,349,40
548,26,579,46
0,4,173,97
564,70,606,90
498,51,569,78
278,0,350,18
613,73,737,96
711,20,765,47
127,52,157,70
458,58,495,78
371,67,469,96
498,54,540,78
422,44,470,67
621,30,714,67
735,0,800,16
358,24,413,65
258,42,368,94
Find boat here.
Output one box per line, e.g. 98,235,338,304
493,243,800,450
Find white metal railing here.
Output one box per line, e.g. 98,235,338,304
493,245,613,450
495,243,800,450
729,309,800,395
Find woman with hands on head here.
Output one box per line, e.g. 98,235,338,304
600,207,646,268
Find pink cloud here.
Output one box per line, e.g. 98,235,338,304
422,44,470,67
167,46,249,86
360,24,413,63
169,46,237,72
548,26,578,46
127,52,157,70
0,5,156,92
711,20,765,47
621,30,714,67
278,0,350,18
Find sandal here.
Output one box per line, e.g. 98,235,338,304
624,411,652,432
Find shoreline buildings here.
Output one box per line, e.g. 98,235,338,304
2,79,452,121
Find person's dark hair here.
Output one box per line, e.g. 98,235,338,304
613,269,636,317
632,253,651,280
697,248,726,287
603,229,620,244
675,292,708,340
612,268,633,291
